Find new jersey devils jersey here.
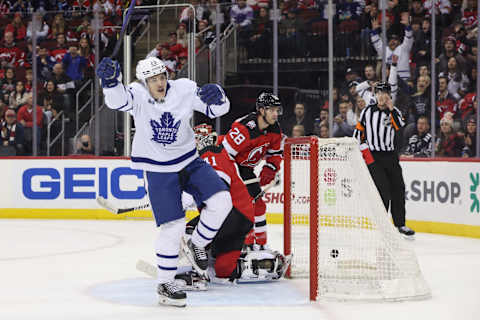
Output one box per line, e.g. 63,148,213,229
199,145,254,222
221,112,283,172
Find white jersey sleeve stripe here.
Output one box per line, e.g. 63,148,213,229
222,139,239,157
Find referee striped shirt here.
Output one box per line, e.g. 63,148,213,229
353,104,405,152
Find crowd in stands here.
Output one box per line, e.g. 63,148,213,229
0,0,477,159
270,0,478,158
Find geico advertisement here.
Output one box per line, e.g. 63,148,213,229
2,159,146,208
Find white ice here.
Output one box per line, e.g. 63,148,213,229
0,219,479,320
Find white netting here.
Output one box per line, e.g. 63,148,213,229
286,137,431,301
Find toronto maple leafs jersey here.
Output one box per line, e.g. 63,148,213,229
103,78,230,172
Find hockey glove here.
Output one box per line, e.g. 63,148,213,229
259,165,276,186
96,57,122,88
198,84,225,105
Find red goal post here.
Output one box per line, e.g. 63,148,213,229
283,137,431,302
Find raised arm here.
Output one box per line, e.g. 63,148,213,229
96,57,135,113
370,17,383,56
193,83,230,118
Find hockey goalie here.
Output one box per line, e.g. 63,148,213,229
176,124,292,289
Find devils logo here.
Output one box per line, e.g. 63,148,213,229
240,143,268,167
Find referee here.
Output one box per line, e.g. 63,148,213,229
353,81,415,239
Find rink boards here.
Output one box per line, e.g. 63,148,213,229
0,157,480,238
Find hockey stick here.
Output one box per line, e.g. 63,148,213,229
96,196,150,214
96,174,279,214
110,0,136,59
253,173,281,202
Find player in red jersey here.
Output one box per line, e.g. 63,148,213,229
181,124,289,283
220,91,283,249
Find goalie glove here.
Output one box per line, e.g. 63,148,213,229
96,57,122,88
198,84,226,105
259,164,276,186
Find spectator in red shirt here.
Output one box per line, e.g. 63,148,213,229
51,33,68,63
460,89,476,115
436,75,458,120
5,13,26,42
17,93,43,129
436,113,465,157
0,31,26,67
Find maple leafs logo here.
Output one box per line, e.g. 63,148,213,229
150,112,181,146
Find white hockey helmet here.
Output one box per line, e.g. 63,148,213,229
136,57,168,83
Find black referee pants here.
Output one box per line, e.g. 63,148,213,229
368,151,406,228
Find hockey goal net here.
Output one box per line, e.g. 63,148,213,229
283,137,431,301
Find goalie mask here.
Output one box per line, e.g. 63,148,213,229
136,57,168,84
256,91,283,115
194,124,217,151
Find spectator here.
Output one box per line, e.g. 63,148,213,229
410,0,427,20
0,31,26,68
10,0,33,17
147,43,177,72
24,68,33,92
230,0,254,47
0,0,10,15
408,75,431,123
248,7,272,58
291,124,305,138
176,23,188,48
321,87,339,114
56,0,73,19
49,13,66,40
93,0,114,16
37,45,56,82
0,67,16,97
282,102,313,136
463,117,477,157
436,75,458,120
279,9,306,57
354,94,367,121
0,108,24,155
332,100,356,137
48,63,75,93
404,116,433,157
26,13,49,42
9,81,27,111
412,18,433,66
16,93,44,153
461,0,478,29
62,45,88,81
51,33,68,63
79,38,95,76
318,124,330,138
370,13,414,80
38,80,62,123
5,12,26,41
438,56,470,100
75,134,94,155
458,91,476,123
423,0,452,26
197,20,215,45
436,113,465,157
437,36,467,73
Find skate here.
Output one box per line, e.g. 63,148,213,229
174,270,208,291
157,282,186,307
398,226,415,240
181,236,209,279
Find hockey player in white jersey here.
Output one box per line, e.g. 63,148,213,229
96,56,233,307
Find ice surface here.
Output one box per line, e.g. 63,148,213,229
0,219,479,320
